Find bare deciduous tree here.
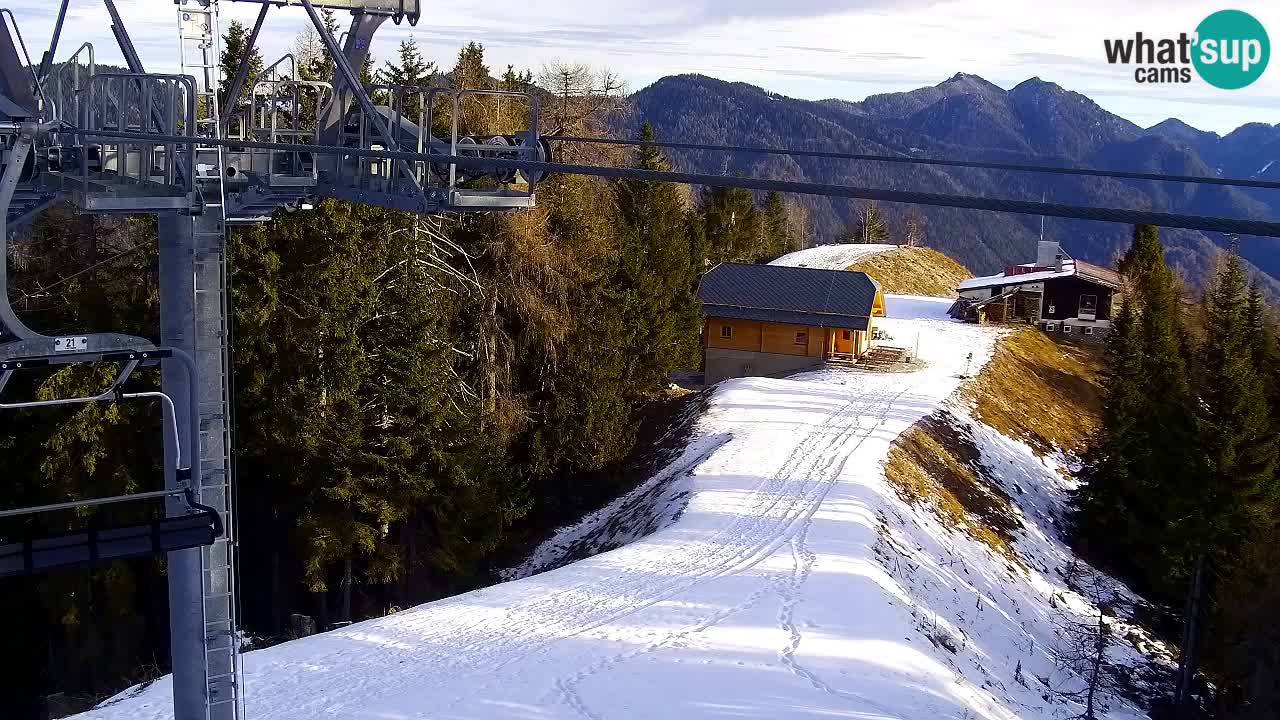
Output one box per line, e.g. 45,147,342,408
1052,563,1131,720
905,207,928,247
537,62,628,164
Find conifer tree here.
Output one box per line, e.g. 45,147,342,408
761,191,791,261
1075,226,1199,593
1191,254,1278,564
1171,252,1280,704
1075,300,1146,559
219,21,264,116
376,39,437,120
613,123,702,390
700,186,760,262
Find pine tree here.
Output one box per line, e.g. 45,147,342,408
1192,254,1278,563
1075,300,1146,561
844,201,890,244
1075,226,1199,593
219,21,265,117
376,39,437,120
451,42,491,136
760,191,791,261
613,123,702,390
1170,252,1280,705
700,186,760,262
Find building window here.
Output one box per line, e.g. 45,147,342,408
720,324,733,339
1063,325,1072,334
1045,322,1057,332
794,331,808,346
1079,294,1098,315
1084,326,1094,336
842,330,851,341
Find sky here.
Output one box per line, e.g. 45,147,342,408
8,0,1280,134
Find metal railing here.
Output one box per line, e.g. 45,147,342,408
82,72,196,189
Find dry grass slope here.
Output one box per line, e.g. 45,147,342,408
847,247,974,298
886,414,1022,563
886,327,1105,560
966,327,1105,456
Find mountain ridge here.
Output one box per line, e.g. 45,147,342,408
622,73,1280,291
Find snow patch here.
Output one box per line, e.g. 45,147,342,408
79,295,1163,720
771,243,898,270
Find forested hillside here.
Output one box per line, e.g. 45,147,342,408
1073,228,1280,718
0,31,806,715
622,74,1280,293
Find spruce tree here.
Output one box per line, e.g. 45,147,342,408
1075,225,1199,594
219,21,265,117
700,186,760,262
613,123,702,390
376,39,437,120
1075,299,1146,562
1192,254,1278,565
1170,252,1280,704
761,191,791,261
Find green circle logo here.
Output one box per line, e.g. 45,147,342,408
1193,10,1270,89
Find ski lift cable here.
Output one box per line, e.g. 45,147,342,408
68,127,1280,238
544,134,1280,191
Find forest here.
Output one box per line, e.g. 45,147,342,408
0,20,807,716
2,13,1278,720
1074,227,1280,720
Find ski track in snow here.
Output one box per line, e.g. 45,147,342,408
80,295,1155,720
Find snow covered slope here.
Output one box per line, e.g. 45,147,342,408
82,297,1157,720
771,243,897,269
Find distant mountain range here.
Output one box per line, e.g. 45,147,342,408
620,73,1280,291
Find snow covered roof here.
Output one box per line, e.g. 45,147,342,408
957,259,1122,292
698,262,882,331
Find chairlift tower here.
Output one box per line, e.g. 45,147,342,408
0,1,547,718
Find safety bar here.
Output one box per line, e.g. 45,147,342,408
0,358,138,407
83,72,196,189
0,499,222,578
0,487,184,519
0,347,201,510
261,53,298,83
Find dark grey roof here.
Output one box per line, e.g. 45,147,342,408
697,262,881,331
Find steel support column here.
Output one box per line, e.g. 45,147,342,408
157,212,208,720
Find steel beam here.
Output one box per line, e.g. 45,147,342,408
220,3,270,136
301,1,420,191
36,0,71,83
219,0,420,23
157,212,208,720
0,14,36,117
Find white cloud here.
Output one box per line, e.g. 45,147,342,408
9,0,1279,133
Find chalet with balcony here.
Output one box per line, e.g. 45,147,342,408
950,241,1124,341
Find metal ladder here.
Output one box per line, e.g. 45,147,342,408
178,2,243,718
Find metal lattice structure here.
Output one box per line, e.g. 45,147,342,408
0,2,547,718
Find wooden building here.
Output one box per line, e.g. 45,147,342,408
696,262,887,384
952,241,1123,342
